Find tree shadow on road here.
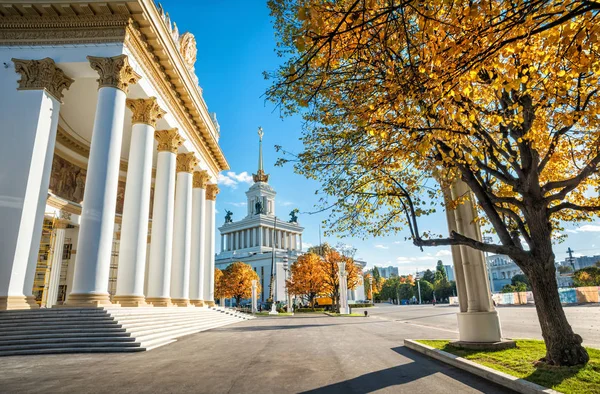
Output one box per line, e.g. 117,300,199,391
299,346,512,394
213,321,380,332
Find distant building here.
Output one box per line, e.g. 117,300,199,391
487,254,524,291
562,255,600,271
374,265,399,279
349,260,367,303
444,265,455,282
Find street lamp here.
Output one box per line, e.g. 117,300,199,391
415,270,422,304
283,256,293,313
483,236,495,293
369,275,373,304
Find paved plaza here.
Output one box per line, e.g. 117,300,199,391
0,311,512,394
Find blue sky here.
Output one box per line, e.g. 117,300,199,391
163,1,600,274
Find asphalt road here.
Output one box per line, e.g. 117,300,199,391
360,303,600,348
0,313,512,394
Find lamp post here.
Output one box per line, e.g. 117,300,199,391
283,256,293,314
483,236,495,293
338,261,349,314
369,275,373,304
416,270,422,304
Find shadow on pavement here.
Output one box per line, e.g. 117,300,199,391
300,346,513,394
214,321,380,332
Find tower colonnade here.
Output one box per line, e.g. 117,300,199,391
0,53,221,310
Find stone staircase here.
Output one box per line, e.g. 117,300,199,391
0,306,253,356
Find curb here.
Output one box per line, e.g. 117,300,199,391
403,340,561,394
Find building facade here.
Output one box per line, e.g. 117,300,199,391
487,254,524,291
0,1,226,310
215,129,304,303
375,265,399,279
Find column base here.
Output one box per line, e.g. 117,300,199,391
205,300,215,307
146,297,173,307
0,296,40,310
112,295,150,307
457,310,502,343
190,300,205,307
65,293,112,307
171,298,192,307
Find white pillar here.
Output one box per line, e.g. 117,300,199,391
447,179,501,343
114,98,164,307
68,55,140,307
203,184,219,306
299,234,303,251
251,279,258,313
0,58,72,310
258,227,263,248
338,261,349,314
170,153,197,306
146,128,184,306
220,235,225,253
190,170,209,307
46,220,68,307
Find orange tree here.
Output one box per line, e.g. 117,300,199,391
267,0,600,365
221,262,261,307
286,252,326,308
320,249,361,311
214,268,225,301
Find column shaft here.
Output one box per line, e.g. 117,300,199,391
68,87,127,306
203,184,218,306
46,225,67,307
146,152,178,306
189,171,208,306
114,120,158,306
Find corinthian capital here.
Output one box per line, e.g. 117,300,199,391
176,152,198,173
155,128,184,153
12,57,74,102
206,184,219,201
87,54,141,93
126,97,166,128
193,170,210,189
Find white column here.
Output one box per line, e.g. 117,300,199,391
251,279,258,313
299,234,303,251
446,179,501,342
190,170,208,306
114,98,164,307
170,153,197,307
45,220,68,307
68,55,140,307
220,235,225,253
146,128,183,306
0,58,72,310
203,184,219,306
258,227,263,248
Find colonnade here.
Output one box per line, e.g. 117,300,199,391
221,228,302,252
0,54,219,310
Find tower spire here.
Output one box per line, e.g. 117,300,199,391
253,126,269,183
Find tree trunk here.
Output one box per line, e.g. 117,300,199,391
524,258,589,366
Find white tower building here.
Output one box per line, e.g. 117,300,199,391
215,128,304,303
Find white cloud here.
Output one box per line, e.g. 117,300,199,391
396,256,436,263
393,241,401,244
227,201,247,207
435,249,452,257
576,225,600,232
565,229,578,234
218,171,253,189
374,244,389,249
217,173,238,188
302,242,314,251
280,201,294,207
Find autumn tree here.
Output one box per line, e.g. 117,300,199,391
221,262,261,307
321,249,361,311
268,0,600,366
214,268,225,301
287,252,326,308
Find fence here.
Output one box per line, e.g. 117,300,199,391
450,286,600,306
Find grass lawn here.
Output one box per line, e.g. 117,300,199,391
417,339,600,394
254,312,294,316
324,312,364,317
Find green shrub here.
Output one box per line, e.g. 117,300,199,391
296,308,325,312
351,303,373,308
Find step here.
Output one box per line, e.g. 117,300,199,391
140,338,176,351
118,315,228,329
135,319,235,342
0,327,127,337
0,341,141,351
0,347,145,357
123,317,229,334
129,317,235,338
0,319,119,329
0,309,109,318
0,316,115,325
0,331,132,342
0,323,121,334
0,336,136,346
111,312,216,322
